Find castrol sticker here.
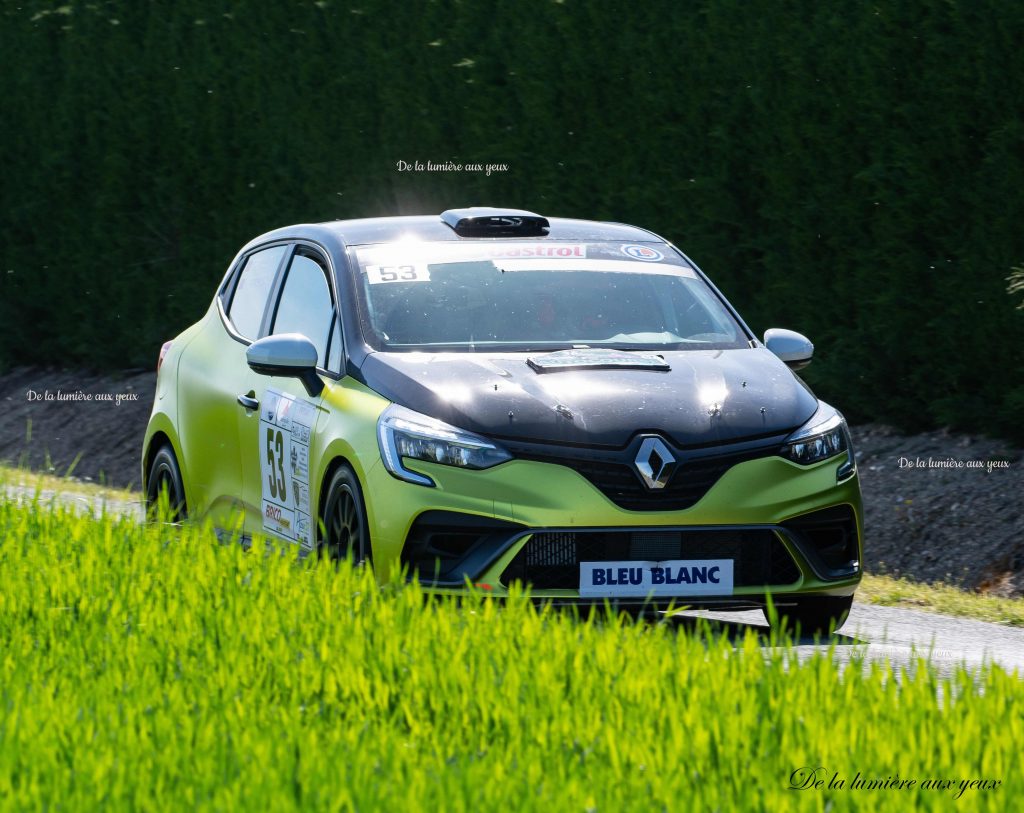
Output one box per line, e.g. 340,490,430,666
481,243,587,259
260,388,317,551
357,243,589,273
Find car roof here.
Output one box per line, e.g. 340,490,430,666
240,213,667,255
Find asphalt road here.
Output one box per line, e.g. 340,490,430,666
3,482,144,522
6,483,1023,677
677,605,1024,676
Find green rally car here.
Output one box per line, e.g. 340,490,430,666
143,207,863,632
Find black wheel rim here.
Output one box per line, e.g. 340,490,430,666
325,484,363,563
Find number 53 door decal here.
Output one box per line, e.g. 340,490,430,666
259,388,316,551
266,427,287,502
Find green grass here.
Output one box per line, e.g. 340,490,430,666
1,496,1022,811
859,574,1024,627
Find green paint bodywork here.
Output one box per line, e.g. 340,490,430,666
364,446,862,595
145,305,863,601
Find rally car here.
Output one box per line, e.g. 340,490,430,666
143,207,863,632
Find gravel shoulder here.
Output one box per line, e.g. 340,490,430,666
853,424,1024,595
1,367,1021,593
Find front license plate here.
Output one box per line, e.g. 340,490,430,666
579,560,734,598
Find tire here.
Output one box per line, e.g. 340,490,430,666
319,464,370,565
763,594,854,637
145,444,187,522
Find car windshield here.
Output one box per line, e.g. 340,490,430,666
350,241,748,352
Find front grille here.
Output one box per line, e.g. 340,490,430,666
502,528,801,590
519,448,773,511
524,532,577,567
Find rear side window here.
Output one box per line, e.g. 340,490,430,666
228,245,287,339
271,253,335,367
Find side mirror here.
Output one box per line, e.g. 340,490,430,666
764,328,814,371
246,333,324,397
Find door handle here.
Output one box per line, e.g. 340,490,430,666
237,393,259,411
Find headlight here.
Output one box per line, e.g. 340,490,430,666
377,404,512,487
781,402,855,479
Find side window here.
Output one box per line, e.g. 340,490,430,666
327,315,343,373
228,245,287,339
271,253,335,367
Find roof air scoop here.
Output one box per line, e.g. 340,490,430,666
440,207,549,237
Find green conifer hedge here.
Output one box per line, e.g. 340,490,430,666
2,1,1022,440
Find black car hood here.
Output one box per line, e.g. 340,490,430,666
358,348,818,448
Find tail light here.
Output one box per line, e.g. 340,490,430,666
157,341,172,374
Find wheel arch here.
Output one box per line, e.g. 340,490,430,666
142,418,192,509
316,452,375,558
317,454,356,526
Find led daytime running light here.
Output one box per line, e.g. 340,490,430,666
377,404,512,486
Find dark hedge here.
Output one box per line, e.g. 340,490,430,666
2,0,1022,441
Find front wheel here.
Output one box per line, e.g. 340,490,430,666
318,464,370,565
145,444,187,522
763,594,854,636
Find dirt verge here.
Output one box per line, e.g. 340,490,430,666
0,367,154,489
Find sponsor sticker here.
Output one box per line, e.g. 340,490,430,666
495,259,695,278
481,243,587,259
357,243,589,273
579,559,734,597
621,244,664,262
259,388,317,551
366,264,431,284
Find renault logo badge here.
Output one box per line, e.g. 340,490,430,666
634,437,677,490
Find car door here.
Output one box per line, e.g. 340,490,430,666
237,246,341,554
176,243,290,529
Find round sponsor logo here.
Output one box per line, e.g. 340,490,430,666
621,244,664,262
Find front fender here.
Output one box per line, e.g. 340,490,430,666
310,376,392,553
